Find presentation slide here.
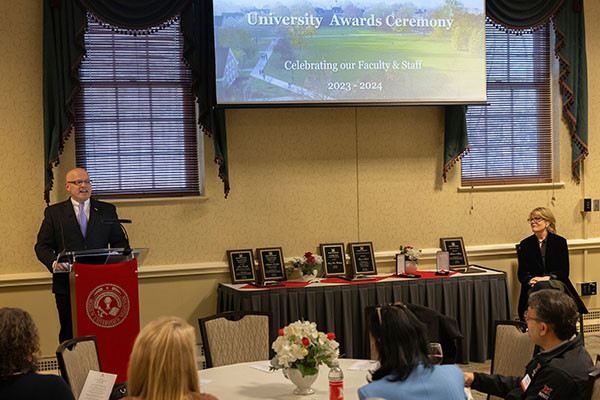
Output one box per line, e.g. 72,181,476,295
213,0,486,105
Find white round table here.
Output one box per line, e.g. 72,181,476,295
198,358,372,399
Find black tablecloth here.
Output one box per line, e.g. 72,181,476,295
217,270,511,363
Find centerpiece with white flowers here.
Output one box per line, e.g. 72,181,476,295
287,252,323,281
399,245,422,273
270,320,339,395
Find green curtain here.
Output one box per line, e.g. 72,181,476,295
443,0,588,183
78,0,189,30
487,0,564,28
442,106,469,182
181,1,230,196
42,0,86,202
554,1,588,183
42,0,230,201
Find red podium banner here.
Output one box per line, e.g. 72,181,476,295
71,259,140,382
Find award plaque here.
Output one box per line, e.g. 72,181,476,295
347,242,377,277
320,243,347,277
256,247,286,284
440,237,469,269
226,249,256,284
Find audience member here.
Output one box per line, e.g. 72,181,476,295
517,206,586,320
0,307,75,400
464,289,593,399
358,303,467,400
126,316,218,400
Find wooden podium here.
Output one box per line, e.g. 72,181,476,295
64,248,148,382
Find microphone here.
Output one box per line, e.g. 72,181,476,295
102,219,132,224
101,219,132,256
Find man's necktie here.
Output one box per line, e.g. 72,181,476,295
78,202,87,237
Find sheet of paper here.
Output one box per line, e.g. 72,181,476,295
249,361,274,373
348,360,379,371
78,370,117,400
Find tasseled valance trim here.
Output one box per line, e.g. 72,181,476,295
443,146,470,183
553,17,588,184
86,12,180,36
485,0,566,34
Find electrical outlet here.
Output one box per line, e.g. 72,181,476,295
580,282,597,296
594,199,600,211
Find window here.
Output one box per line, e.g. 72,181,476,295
461,21,552,185
74,15,201,198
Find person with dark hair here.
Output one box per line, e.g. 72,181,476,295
517,207,586,320
0,308,75,400
464,289,593,400
358,303,467,400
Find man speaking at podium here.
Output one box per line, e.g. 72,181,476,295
35,168,129,343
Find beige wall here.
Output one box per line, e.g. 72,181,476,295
2,1,600,357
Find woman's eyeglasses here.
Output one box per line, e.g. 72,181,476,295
527,217,544,223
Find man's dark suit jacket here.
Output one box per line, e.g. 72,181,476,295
35,198,129,295
517,232,587,318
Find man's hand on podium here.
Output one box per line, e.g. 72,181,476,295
53,262,72,273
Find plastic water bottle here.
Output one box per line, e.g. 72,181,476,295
329,359,344,400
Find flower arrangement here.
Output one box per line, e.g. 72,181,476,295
270,320,339,377
399,245,422,264
287,252,323,277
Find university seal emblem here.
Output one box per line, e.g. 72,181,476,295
86,284,130,328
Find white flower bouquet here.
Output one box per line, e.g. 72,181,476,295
270,320,339,377
399,245,422,264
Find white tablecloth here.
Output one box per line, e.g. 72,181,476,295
198,358,373,400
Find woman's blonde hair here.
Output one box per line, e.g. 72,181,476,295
530,207,557,234
127,316,200,400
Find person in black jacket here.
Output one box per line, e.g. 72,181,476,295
516,207,586,320
34,168,129,343
464,289,593,400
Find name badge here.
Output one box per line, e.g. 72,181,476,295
520,374,531,392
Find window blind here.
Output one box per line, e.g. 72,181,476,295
462,22,551,185
74,15,199,198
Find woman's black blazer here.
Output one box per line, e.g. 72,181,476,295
516,232,587,318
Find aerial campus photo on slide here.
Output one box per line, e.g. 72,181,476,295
213,0,485,104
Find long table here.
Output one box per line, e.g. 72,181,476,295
217,269,511,363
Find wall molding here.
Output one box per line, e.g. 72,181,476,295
4,238,600,288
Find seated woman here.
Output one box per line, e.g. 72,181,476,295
126,316,218,400
0,307,75,400
358,303,466,400
517,207,586,320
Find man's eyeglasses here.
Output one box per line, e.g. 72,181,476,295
527,217,544,223
67,180,92,186
524,310,543,323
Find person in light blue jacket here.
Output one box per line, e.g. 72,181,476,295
358,303,467,400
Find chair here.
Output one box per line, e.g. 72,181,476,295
488,320,535,400
56,336,102,399
587,366,600,400
405,303,463,364
199,311,271,368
